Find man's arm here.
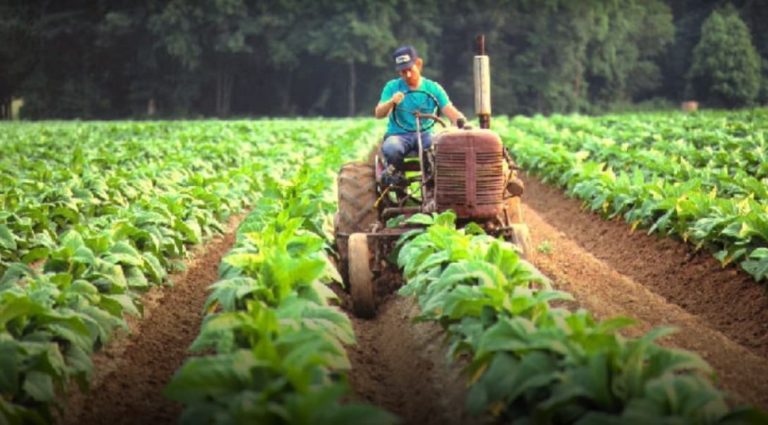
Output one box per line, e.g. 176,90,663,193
441,103,467,126
374,92,405,118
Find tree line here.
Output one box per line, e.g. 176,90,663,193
1,0,766,119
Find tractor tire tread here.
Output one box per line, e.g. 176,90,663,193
336,162,378,234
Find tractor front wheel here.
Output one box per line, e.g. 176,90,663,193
348,233,375,318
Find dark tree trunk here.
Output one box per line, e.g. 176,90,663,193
82,48,90,118
348,61,356,116
215,58,234,117
147,98,157,116
279,70,294,114
0,98,9,119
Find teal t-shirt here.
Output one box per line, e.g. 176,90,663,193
379,77,451,135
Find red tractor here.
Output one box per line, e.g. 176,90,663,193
334,38,531,318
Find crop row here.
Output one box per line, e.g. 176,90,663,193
0,120,371,271
0,120,376,424
508,111,768,200
496,111,768,281
396,211,766,423
537,110,768,184
164,123,397,424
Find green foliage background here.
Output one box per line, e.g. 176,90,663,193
687,5,762,107
0,0,766,119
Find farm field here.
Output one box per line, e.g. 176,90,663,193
1,112,768,425
497,110,768,282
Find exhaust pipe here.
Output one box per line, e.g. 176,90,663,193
474,35,491,129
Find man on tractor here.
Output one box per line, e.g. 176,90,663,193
374,45,468,187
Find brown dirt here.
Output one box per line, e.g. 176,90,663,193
520,174,768,409
56,215,242,425
522,175,768,357
345,295,485,425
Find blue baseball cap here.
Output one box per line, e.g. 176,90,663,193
393,45,418,71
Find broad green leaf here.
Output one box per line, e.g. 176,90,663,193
0,292,45,328
164,350,259,403
644,346,713,379
741,248,768,281
434,210,457,227
22,371,55,402
60,230,85,254
106,241,144,267
404,213,434,226
63,344,93,387
102,294,140,317
277,326,350,373
124,266,149,289
205,277,261,312
191,312,249,353
69,279,98,297
277,296,355,346
175,218,202,244
44,312,95,351
0,225,17,251
437,260,506,289
0,337,21,393
21,247,50,265
142,252,166,283
0,263,35,287
499,351,559,404
72,246,96,266
224,252,263,272
52,206,79,224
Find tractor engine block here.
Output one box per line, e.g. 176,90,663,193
432,129,506,219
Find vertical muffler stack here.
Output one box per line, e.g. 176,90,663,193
474,35,491,129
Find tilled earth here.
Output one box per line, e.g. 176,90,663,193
344,295,484,425
56,216,242,425
55,175,768,424
518,174,768,409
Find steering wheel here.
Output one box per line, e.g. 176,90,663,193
392,90,441,132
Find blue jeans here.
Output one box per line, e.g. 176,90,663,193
381,132,432,168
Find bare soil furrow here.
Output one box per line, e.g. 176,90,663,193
345,295,482,425
521,174,768,358
57,216,242,425
519,177,768,409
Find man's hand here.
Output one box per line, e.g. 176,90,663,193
442,104,468,128
375,92,405,118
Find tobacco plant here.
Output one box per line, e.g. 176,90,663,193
396,211,767,424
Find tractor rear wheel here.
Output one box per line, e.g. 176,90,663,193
348,233,375,318
335,161,378,313
335,162,378,234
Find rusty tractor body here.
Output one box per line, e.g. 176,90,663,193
334,126,530,318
